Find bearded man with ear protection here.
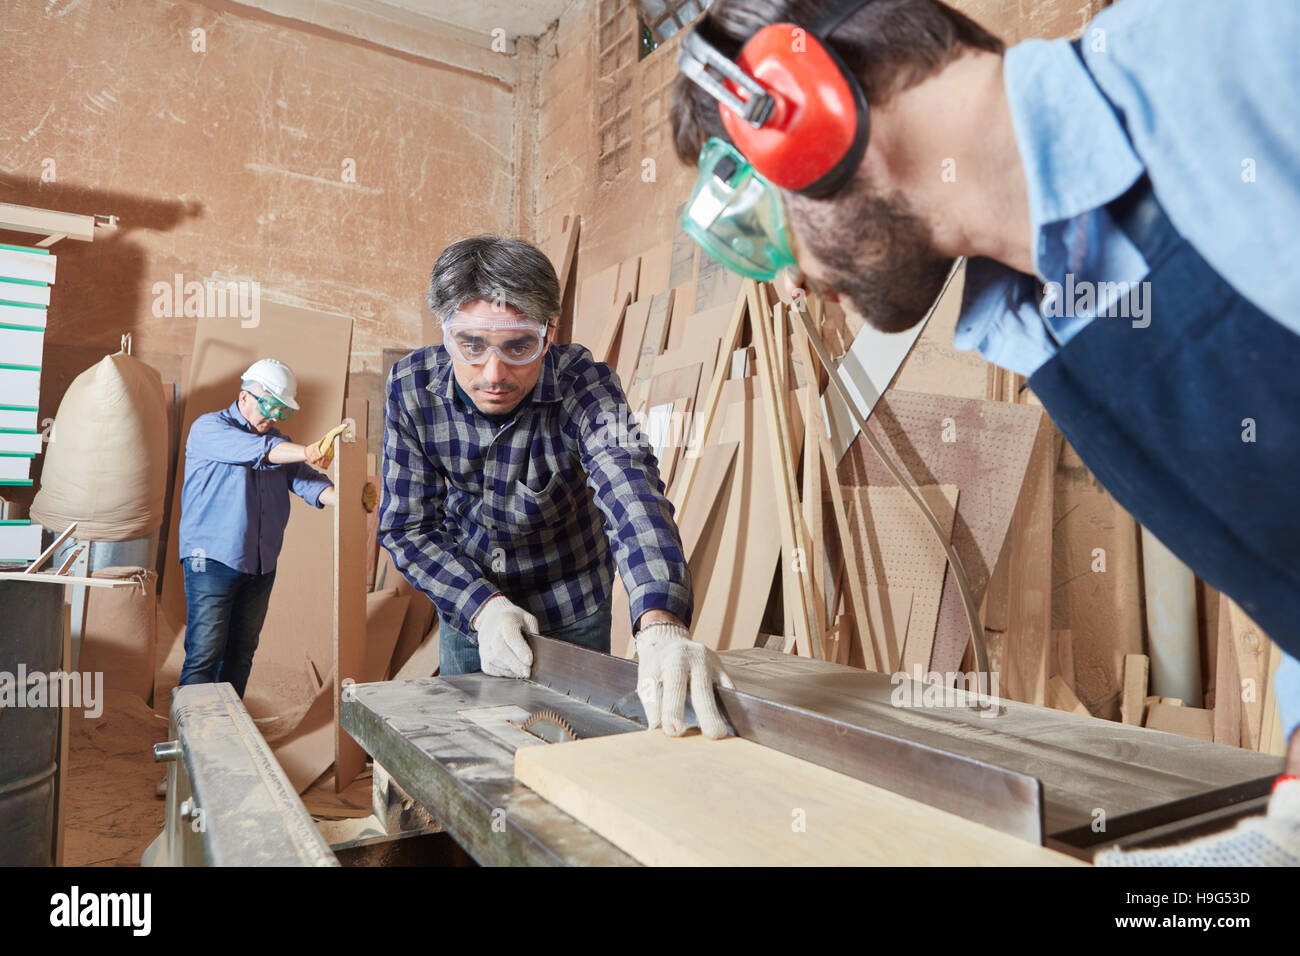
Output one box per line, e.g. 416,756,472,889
378,235,733,739
672,0,1300,865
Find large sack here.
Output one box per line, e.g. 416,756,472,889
31,352,168,540
78,566,158,705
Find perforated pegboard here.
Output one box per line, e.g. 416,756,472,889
845,485,958,674
837,390,1046,673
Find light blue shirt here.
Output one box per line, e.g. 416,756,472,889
178,401,332,575
955,0,1300,376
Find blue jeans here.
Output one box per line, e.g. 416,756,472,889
179,556,277,698
439,596,612,676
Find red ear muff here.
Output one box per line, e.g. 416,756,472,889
720,23,869,197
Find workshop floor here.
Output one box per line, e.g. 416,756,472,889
64,689,168,866
63,684,377,866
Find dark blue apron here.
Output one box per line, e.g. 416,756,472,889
1026,43,1300,656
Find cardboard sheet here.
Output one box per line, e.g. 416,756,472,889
157,302,353,713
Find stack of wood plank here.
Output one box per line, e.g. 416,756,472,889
569,238,1289,757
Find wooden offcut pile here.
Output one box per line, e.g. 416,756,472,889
557,213,1287,759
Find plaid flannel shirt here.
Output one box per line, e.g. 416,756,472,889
378,342,692,637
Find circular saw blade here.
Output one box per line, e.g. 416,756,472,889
518,709,580,743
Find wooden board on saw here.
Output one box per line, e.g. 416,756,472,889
514,730,1085,867
157,302,353,712
837,390,1046,675
844,484,958,674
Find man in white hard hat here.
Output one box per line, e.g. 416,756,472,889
176,358,359,699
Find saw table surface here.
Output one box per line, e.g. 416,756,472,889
341,648,1281,866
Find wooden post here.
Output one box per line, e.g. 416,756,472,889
747,282,820,659
334,399,368,791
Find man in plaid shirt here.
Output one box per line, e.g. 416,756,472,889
379,235,733,738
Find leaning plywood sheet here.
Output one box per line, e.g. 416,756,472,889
273,666,337,794
515,731,1085,867
838,391,1045,675
1051,449,1144,721
1145,703,1214,741
614,300,652,388
851,585,913,674
629,289,675,391
688,382,783,651
674,442,738,561
822,316,928,461
638,239,673,298
158,302,353,711
645,363,702,417
574,262,620,348
334,398,369,790
393,622,440,679
364,588,410,683
1212,595,1243,747
845,485,958,673
1224,598,1287,754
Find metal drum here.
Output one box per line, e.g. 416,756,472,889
0,578,66,866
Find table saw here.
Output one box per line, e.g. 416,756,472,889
340,633,1281,865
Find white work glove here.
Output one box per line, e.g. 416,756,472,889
472,596,536,679
635,624,735,739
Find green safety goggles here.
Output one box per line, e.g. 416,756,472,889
682,137,799,282
251,391,294,422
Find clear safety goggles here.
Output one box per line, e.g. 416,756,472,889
250,391,294,422
442,314,550,366
683,137,799,282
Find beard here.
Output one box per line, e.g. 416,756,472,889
786,175,954,334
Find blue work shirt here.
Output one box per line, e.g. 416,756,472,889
956,0,1300,375
178,401,333,575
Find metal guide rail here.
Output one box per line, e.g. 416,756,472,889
148,683,339,867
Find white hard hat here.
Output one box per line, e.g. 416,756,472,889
241,358,300,410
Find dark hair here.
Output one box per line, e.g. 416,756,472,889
671,0,1004,164
426,235,560,326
